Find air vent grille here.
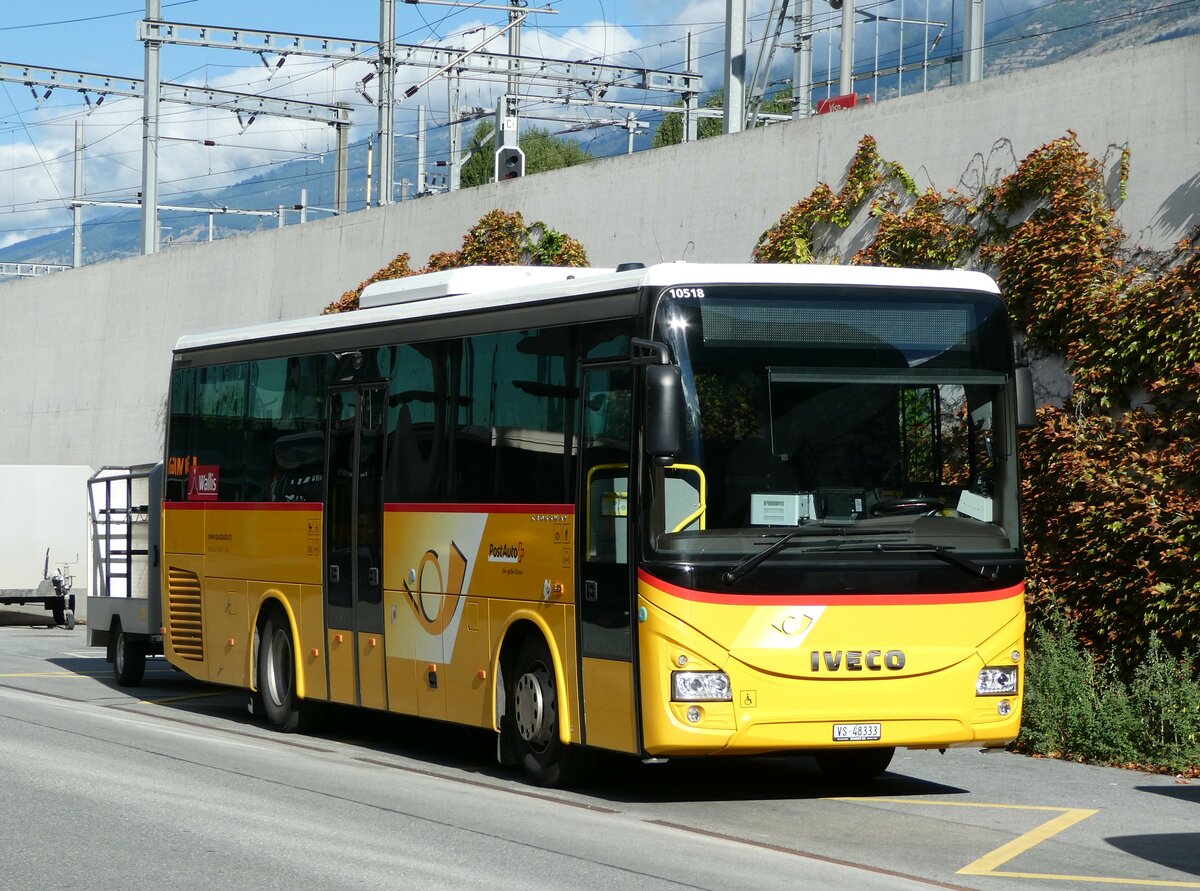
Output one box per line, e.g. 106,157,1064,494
167,568,204,661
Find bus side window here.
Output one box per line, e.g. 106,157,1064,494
166,366,196,502
248,355,325,503
583,377,632,562
487,329,575,505
194,362,248,502
385,343,445,502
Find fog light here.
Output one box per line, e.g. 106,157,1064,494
686,705,703,723
977,666,1019,696
997,699,1013,717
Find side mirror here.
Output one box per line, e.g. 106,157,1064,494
1014,342,1037,429
1016,365,1037,429
645,364,684,462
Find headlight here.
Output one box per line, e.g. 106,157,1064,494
977,666,1019,696
671,670,732,702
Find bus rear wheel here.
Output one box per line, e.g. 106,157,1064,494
258,612,306,732
815,746,895,782
510,636,584,787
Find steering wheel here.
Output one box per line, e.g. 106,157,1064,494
870,496,945,517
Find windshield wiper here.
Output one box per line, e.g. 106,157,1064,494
722,536,999,587
721,526,908,586
806,542,1000,583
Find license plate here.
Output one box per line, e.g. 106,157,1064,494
833,722,882,741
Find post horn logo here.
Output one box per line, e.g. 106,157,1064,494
403,541,467,635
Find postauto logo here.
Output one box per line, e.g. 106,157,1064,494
487,542,524,564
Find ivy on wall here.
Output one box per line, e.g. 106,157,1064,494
323,209,588,314
854,189,975,269
753,136,916,263
756,132,1200,660
1022,408,1200,654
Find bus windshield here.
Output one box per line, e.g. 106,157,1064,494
645,284,1021,588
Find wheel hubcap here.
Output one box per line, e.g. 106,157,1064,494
265,629,291,707
514,664,555,751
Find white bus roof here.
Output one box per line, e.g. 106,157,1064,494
174,262,1001,353
359,265,616,308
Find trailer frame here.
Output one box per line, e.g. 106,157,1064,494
86,464,163,686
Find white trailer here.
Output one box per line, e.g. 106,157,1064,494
86,465,163,685
0,464,91,627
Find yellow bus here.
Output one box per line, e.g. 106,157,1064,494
162,262,1030,786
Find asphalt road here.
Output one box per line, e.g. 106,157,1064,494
0,620,1196,890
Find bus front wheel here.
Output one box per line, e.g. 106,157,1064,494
510,636,584,787
814,746,895,782
258,612,305,732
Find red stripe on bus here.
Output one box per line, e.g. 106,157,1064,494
637,568,1023,606
164,501,573,514
384,503,575,514
163,501,321,511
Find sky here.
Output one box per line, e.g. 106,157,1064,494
0,0,1083,251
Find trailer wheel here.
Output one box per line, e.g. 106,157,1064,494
509,635,585,787
113,624,147,687
258,611,305,732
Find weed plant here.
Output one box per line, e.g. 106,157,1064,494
1019,613,1200,775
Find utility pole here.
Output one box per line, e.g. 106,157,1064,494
334,105,349,214
507,0,523,106
378,0,396,204
447,69,462,192
724,0,746,134
73,121,84,268
685,32,699,142
365,137,374,208
141,0,162,254
794,0,813,117
416,104,427,195
963,0,986,83
839,0,856,96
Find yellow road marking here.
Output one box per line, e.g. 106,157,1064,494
831,797,1200,889
957,807,1098,874
976,871,1200,888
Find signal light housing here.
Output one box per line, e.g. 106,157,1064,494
494,146,525,181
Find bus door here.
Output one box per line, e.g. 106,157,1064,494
577,365,640,754
324,384,387,710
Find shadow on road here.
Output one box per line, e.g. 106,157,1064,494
1136,783,1200,805
48,649,972,803
0,607,59,628
572,750,969,803
1106,833,1200,878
